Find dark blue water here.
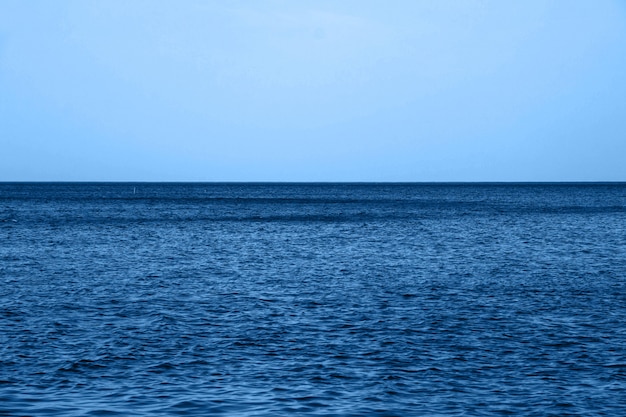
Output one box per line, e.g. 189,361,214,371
1,183,626,416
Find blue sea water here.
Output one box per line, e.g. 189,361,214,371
1,182,626,416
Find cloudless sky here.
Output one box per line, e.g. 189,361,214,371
1,0,625,181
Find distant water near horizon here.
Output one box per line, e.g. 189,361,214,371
1,182,626,416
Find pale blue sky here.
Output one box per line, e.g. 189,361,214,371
1,1,625,181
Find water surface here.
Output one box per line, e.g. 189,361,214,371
1,183,625,416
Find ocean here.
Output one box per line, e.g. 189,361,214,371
1,182,625,416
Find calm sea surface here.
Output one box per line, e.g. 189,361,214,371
1,183,626,416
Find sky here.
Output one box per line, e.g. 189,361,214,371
1,0,626,182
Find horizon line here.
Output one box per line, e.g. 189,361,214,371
1,181,625,185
